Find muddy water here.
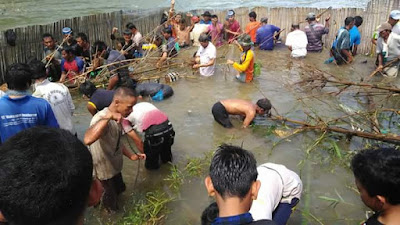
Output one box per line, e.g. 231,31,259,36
73,43,397,225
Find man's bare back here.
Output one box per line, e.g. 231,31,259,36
220,99,256,128
220,99,256,116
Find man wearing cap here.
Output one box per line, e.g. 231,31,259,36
285,24,308,58
193,33,216,76
200,11,212,25
227,34,255,83
376,22,400,77
211,98,272,128
224,10,241,43
61,27,77,49
245,11,261,43
304,12,330,52
332,17,355,65
256,17,281,51
372,10,400,45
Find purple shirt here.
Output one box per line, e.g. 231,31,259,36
304,21,329,52
256,24,280,50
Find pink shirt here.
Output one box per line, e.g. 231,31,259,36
122,102,168,133
208,23,224,47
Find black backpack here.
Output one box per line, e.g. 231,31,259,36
5,29,16,46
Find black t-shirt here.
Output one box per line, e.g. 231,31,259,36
362,212,384,225
89,89,114,112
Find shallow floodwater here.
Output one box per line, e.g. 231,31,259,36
69,43,400,225
0,0,370,31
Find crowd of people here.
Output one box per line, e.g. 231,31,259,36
0,3,399,225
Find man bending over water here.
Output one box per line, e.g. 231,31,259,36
212,98,272,128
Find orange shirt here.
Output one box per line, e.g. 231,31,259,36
245,21,261,43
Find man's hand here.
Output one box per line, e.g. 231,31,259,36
106,111,122,123
112,27,118,34
325,15,331,22
227,59,234,65
130,153,146,161
193,64,201,69
377,65,383,71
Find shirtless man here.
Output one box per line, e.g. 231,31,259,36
212,98,272,128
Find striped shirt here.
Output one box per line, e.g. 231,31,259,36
304,21,329,52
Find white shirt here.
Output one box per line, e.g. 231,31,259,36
196,42,217,76
249,163,303,220
285,29,308,58
392,22,400,35
33,79,75,133
190,24,209,47
0,90,5,98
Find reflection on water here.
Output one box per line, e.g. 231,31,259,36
73,44,397,224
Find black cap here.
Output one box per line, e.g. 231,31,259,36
202,11,212,17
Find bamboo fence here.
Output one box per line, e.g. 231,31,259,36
0,0,399,83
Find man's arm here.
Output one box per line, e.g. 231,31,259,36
352,45,358,56
126,130,144,153
87,102,98,116
242,110,256,128
122,145,146,160
157,52,168,68
193,58,215,69
84,111,121,145
341,49,353,63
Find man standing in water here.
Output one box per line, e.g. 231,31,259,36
227,34,255,83
245,11,261,43
123,102,175,170
84,87,145,212
256,17,281,51
304,12,330,52
332,17,354,65
193,34,217,76
211,98,272,128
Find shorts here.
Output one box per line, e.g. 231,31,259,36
212,102,233,128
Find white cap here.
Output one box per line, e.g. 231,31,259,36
390,10,400,20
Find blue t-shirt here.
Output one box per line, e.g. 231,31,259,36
0,95,59,142
332,26,360,49
200,20,212,25
256,24,281,50
349,26,361,46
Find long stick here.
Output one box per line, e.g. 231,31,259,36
44,34,70,68
366,58,400,81
299,7,332,24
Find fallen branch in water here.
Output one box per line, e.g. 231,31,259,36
270,115,400,144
